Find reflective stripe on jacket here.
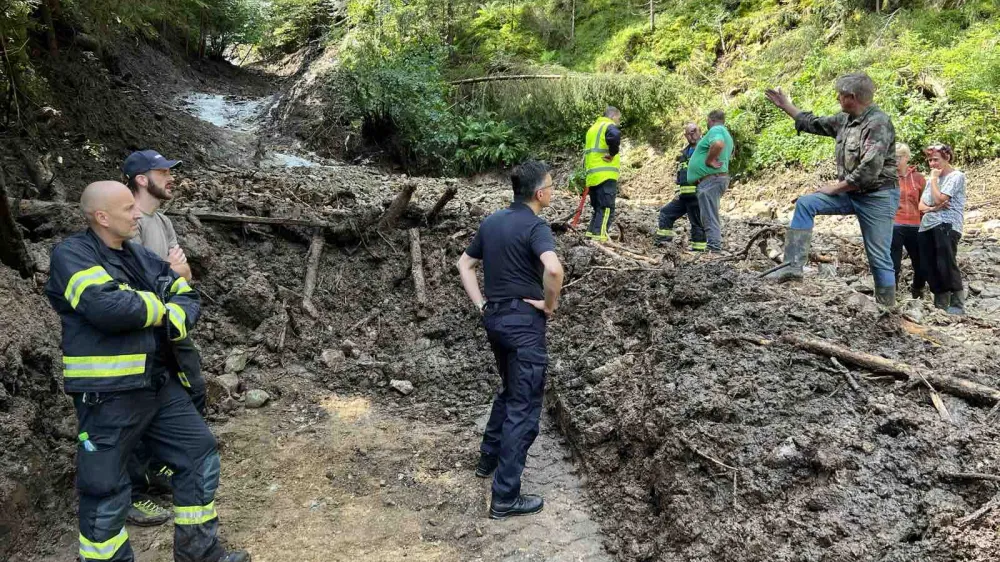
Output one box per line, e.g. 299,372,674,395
45,229,201,394
584,117,621,187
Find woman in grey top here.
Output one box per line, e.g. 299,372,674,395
917,143,966,314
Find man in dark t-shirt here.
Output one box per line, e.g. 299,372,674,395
457,160,565,520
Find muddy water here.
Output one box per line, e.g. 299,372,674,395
178,92,326,168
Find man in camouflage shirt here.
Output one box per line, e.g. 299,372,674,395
763,72,900,308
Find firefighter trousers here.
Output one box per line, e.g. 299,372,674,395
73,374,224,562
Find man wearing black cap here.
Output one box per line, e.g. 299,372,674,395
121,150,205,527
123,150,191,281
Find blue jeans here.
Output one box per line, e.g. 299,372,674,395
790,188,900,287
479,300,548,502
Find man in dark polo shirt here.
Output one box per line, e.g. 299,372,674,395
457,160,565,520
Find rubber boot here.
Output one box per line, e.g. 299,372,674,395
762,228,812,282
947,290,966,316
874,285,896,310
220,551,251,562
933,292,952,310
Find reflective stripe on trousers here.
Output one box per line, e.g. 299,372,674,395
79,528,128,561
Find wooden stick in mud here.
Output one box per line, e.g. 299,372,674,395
0,168,36,277
301,229,325,318
378,182,417,231
425,186,458,225
939,471,1000,484
781,333,1000,405
408,228,430,319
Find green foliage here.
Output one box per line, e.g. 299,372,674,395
454,115,528,173
1,1,42,126
314,0,1000,176
257,0,339,55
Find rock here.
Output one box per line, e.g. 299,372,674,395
389,379,414,395
968,280,985,295
224,272,274,329
341,339,360,358
747,201,776,220
903,305,924,324
567,245,595,272
845,292,878,315
979,285,1000,299
818,263,838,278
181,233,213,273
979,298,1000,313
244,389,270,408
216,373,241,394
320,349,347,372
224,348,251,374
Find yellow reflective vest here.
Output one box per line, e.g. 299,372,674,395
584,116,620,187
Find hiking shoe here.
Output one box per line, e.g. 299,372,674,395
220,551,252,562
489,494,544,520
127,497,171,527
147,464,174,492
475,453,498,478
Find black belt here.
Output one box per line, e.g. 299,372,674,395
484,299,541,315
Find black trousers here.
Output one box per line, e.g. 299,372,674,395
130,337,207,501
479,299,548,502
890,224,926,297
74,375,223,562
586,180,617,240
657,193,706,244
918,223,963,295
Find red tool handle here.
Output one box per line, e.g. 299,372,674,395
570,186,590,227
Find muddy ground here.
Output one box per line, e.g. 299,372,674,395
5,40,1000,562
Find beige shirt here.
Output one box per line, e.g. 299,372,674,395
134,210,178,260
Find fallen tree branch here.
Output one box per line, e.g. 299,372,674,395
301,229,325,318
830,357,862,393
164,210,334,228
957,493,1000,528
0,167,35,277
940,471,1000,484
425,186,458,225
348,309,381,333
450,74,566,85
781,333,1000,406
408,228,430,319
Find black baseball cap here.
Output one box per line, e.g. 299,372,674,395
122,150,182,180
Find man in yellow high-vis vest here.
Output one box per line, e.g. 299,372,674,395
583,107,622,242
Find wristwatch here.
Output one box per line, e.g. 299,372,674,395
478,300,487,312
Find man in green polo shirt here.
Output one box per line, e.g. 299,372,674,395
687,110,735,253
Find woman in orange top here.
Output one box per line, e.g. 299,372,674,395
890,143,927,299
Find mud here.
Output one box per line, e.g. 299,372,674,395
6,39,1000,562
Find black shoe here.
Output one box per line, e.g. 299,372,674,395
489,494,544,520
220,551,251,562
475,453,498,478
146,464,174,493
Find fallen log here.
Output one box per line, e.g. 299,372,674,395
378,182,417,231
164,210,334,229
409,228,430,319
425,186,458,225
0,168,36,277
301,229,325,318
781,333,1000,405
450,74,566,86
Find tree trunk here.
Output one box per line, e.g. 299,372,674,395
570,0,576,42
40,0,60,55
649,0,655,31
0,167,36,278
